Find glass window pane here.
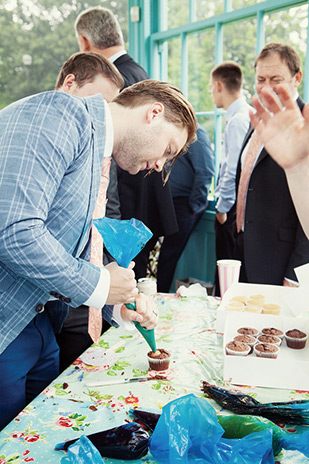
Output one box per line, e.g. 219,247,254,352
222,18,257,102
167,0,189,29
264,4,308,98
188,28,216,112
195,0,224,21
167,37,181,88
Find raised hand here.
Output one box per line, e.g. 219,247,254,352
250,83,309,169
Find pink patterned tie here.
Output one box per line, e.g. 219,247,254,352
88,157,111,344
236,131,261,233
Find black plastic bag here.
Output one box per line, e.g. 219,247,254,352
202,381,309,425
55,422,149,460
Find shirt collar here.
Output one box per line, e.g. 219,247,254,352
109,50,127,63
103,99,113,158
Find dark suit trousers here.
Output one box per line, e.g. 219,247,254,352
0,311,59,430
56,306,110,373
235,231,249,283
157,197,204,293
214,205,236,295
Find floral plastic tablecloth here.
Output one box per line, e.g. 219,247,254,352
0,294,309,463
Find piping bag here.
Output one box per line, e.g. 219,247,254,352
93,217,157,352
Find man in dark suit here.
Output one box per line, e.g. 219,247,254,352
75,6,178,280
156,125,215,293
235,42,309,286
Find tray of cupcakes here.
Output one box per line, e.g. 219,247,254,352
223,312,309,390
216,282,296,333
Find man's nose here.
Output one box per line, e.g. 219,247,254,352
153,159,165,172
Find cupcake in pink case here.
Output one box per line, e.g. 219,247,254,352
285,329,308,349
254,343,280,359
225,341,250,356
257,334,281,347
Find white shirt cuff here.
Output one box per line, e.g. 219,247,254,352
284,277,300,287
112,304,135,331
83,267,110,309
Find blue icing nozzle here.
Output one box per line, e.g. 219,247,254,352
125,302,157,353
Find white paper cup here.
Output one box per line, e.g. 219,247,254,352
217,259,241,297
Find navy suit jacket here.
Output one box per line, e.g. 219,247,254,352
236,97,309,284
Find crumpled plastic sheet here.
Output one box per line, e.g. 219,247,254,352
149,394,275,464
60,435,104,464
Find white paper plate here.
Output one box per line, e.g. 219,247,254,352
80,349,116,367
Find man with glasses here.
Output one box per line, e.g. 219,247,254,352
235,42,309,286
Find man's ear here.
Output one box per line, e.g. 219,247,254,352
294,70,302,88
146,102,165,123
62,74,77,93
79,35,91,51
216,80,223,92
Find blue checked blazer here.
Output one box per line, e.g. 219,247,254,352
0,91,115,354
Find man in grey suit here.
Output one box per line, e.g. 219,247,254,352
0,79,197,429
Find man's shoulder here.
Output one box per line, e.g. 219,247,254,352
0,91,87,126
114,53,149,86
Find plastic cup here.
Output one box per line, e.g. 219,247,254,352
217,259,241,297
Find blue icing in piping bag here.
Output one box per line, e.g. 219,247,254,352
93,217,157,352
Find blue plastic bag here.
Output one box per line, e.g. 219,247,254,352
149,394,275,464
93,217,153,268
60,435,103,464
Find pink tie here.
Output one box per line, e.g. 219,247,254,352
88,157,111,344
236,131,261,233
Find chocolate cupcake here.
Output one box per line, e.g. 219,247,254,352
261,327,284,339
285,329,308,349
234,334,256,353
237,327,259,337
147,348,171,371
254,343,279,359
257,334,281,347
225,341,250,356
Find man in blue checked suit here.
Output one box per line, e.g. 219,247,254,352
0,80,197,429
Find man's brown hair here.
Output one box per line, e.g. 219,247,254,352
211,61,243,93
255,42,300,76
55,51,124,90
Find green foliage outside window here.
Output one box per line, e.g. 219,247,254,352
0,0,128,109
